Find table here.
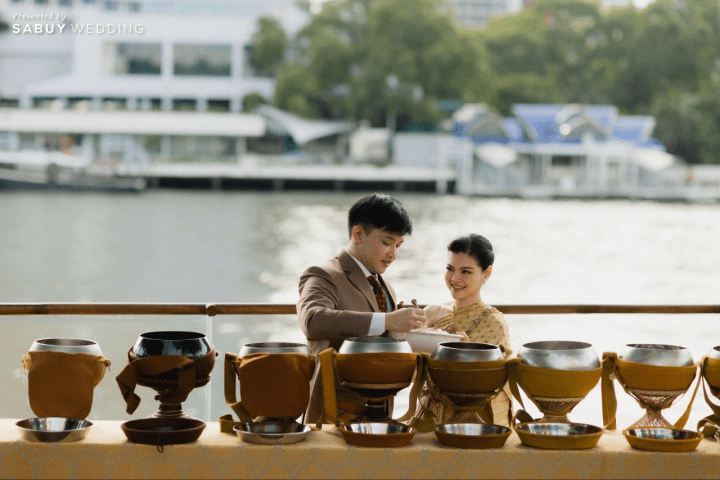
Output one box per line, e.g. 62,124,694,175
1,419,719,479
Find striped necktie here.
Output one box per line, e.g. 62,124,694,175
367,275,388,313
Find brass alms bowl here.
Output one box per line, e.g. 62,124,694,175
620,344,694,367
518,341,600,371
239,342,310,357
709,346,720,360
29,338,102,356
432,342,503,362
338,337,412,354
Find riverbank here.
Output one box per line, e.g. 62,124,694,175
135,162,720,203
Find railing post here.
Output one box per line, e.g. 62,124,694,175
205,303,218,422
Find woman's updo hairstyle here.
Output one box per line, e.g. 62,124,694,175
447,234,494,271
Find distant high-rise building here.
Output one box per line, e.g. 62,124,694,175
600,0,633,9
444,0,523,28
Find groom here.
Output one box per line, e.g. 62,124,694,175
297,193,426,423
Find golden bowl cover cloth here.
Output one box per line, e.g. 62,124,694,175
406,355,509,432
335,352,417,385
702,357,720,390
320,349,419,427
614,358,697,391
426,358,507,395
602,352,700,431
512,361,602,399
231,352,315,420
116,348,217,414
23,351,111,419
697,356,720,437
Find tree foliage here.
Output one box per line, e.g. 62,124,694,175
251,17,287,77
263,0,720,162
273,0,487,128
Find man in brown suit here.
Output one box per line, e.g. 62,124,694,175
298,194,426,423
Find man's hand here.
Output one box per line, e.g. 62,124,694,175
385,306,427,332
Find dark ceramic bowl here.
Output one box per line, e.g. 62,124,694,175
132,331,212,358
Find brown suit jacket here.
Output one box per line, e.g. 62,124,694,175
297,249,397,422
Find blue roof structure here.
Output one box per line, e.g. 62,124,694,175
612,116,655,141
452,103,665,150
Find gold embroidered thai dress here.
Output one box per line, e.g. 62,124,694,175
415,303,513,426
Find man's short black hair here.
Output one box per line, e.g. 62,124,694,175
347,193,413,237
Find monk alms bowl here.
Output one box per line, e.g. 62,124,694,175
432,342,503,362
29,338,102,356
239,342,310,357
709,346,720,360
619,344,694,367
16,417,93,443
434,423,511,449
518,341,600,371
132,331,212,358
514,422,603,450
339,422,416,448
623,428,703,452
234,422,311,445
703,347,720,391
338,337,412,354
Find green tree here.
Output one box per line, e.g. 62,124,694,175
652,88,720,165
481,0,623,107
251,17,287,77
242,92,267,112
273,0,487,128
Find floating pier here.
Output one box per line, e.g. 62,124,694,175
141,162,457,194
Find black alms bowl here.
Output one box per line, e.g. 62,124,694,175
132,331,212,358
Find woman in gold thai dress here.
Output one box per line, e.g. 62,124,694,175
416,234,512,426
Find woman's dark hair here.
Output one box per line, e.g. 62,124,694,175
448,234,494,270
348,193,413,237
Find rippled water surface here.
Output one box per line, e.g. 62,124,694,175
1,190,719,426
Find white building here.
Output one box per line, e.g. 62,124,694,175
1,0,308,110
0,0,314,164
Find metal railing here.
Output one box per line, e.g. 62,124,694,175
3,302,718,421
1,303,720,316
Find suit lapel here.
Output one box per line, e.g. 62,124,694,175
338,250,380,312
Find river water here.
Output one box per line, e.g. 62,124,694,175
1,190,719,427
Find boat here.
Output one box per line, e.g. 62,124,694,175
0,150,146,192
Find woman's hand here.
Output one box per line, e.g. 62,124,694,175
423,304,449,328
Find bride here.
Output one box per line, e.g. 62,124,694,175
417,233,512,426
